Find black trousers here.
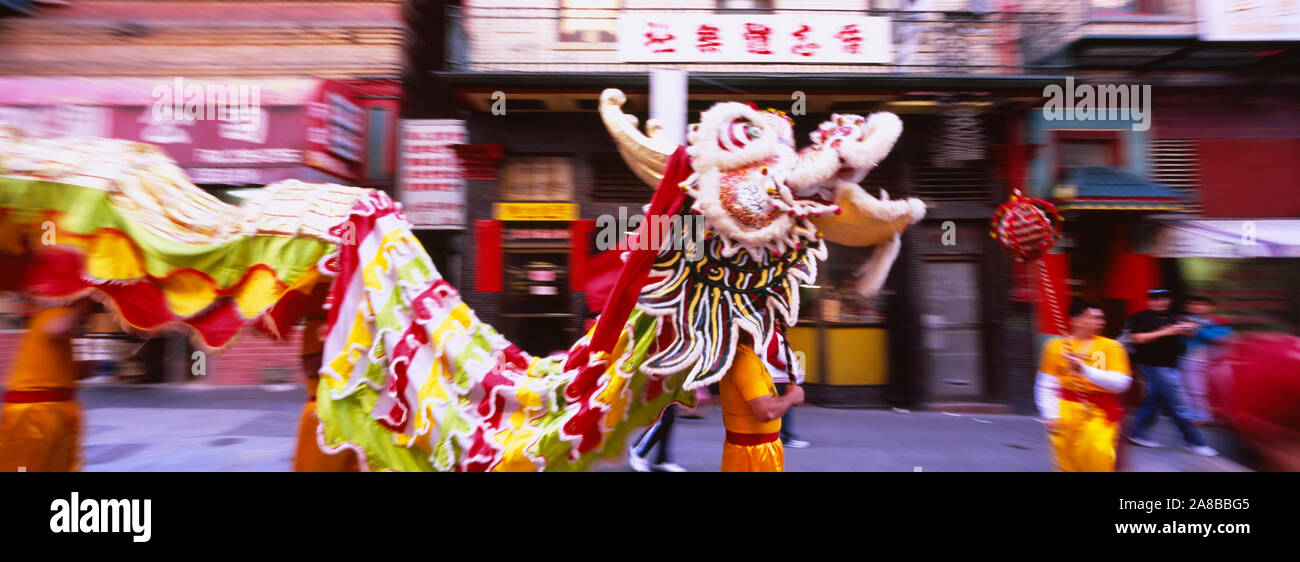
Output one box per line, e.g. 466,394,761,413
775,382,798,441
634,405,676,464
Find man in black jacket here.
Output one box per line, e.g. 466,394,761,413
1123,289,1218,456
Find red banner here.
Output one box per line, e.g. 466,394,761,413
475,220,503,293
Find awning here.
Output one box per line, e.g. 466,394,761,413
1053,166,1189,211
1050,35,1300,73
1153,219,1300,258
0,77,365,185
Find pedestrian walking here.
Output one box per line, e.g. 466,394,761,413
1123,289,1218,456
629,405,685,472
1178,295,1233,423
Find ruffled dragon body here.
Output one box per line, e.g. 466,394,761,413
0,90,924,471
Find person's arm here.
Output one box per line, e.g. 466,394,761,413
1131,324,1181,344
1036,339,1061,420
1197,323,1234,343
1079,340,1133,394
733,348,803,422
747,386,803,422
42,300,93,339
1079,365,1132,393
1035,371,1060,420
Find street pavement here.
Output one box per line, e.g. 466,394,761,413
73,383,1252,472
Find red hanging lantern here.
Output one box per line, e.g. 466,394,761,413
992,189,1068,337
990,189,1063,262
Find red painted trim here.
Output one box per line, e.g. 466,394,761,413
568,220,594,292
475,220,503,293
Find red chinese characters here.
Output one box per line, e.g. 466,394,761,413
696,24,721,53
743,22,773,55
835,23,863,55
644,22,676,54
791,24,821,57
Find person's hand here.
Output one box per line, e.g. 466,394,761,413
785,384,805,406
1065,352,1086,373
1042,418,1060,435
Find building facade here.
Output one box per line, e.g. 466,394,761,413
1027,0,1300,338
0,0,411,386
424,0,1086,411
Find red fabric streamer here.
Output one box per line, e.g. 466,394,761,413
571,147,692,367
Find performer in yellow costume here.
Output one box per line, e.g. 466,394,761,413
1035,299,1133,472
719,343,804,472
0,300,92,472
293,316,359,472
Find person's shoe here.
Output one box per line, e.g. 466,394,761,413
652,462,687,472
629,448,651,472
1186,445,1219,457
783,439,810,449
1126,435,1163,448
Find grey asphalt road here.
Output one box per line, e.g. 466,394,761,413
72,383,1252,472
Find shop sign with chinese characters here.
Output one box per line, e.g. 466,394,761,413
618,14,891,64
399,119,467,229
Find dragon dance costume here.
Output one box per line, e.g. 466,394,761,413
0,89,925,471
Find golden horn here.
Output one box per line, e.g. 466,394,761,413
598,88,675,188
811,184,926,247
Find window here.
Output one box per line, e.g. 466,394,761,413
560,0,619,43
1053,130,1122,181
589,151,651,202
500,156,575,201
1060,140,1117,168
1090,0,1166,16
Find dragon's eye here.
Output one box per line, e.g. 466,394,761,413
745,125,762,140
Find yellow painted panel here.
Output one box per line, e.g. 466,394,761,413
827,327,889,385
493,202,578,221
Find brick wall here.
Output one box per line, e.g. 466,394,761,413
0,327,308,388
205,327,309,386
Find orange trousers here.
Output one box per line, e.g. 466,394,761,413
0,400,81,472
293,400,359,472
720,439,784,472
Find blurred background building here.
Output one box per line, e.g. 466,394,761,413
1,0,1296,416
0,0,410,385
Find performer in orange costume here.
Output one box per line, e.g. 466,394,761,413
1036,299,1133,472
0,299,92,472
719,343,804,472
293,316,359,472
